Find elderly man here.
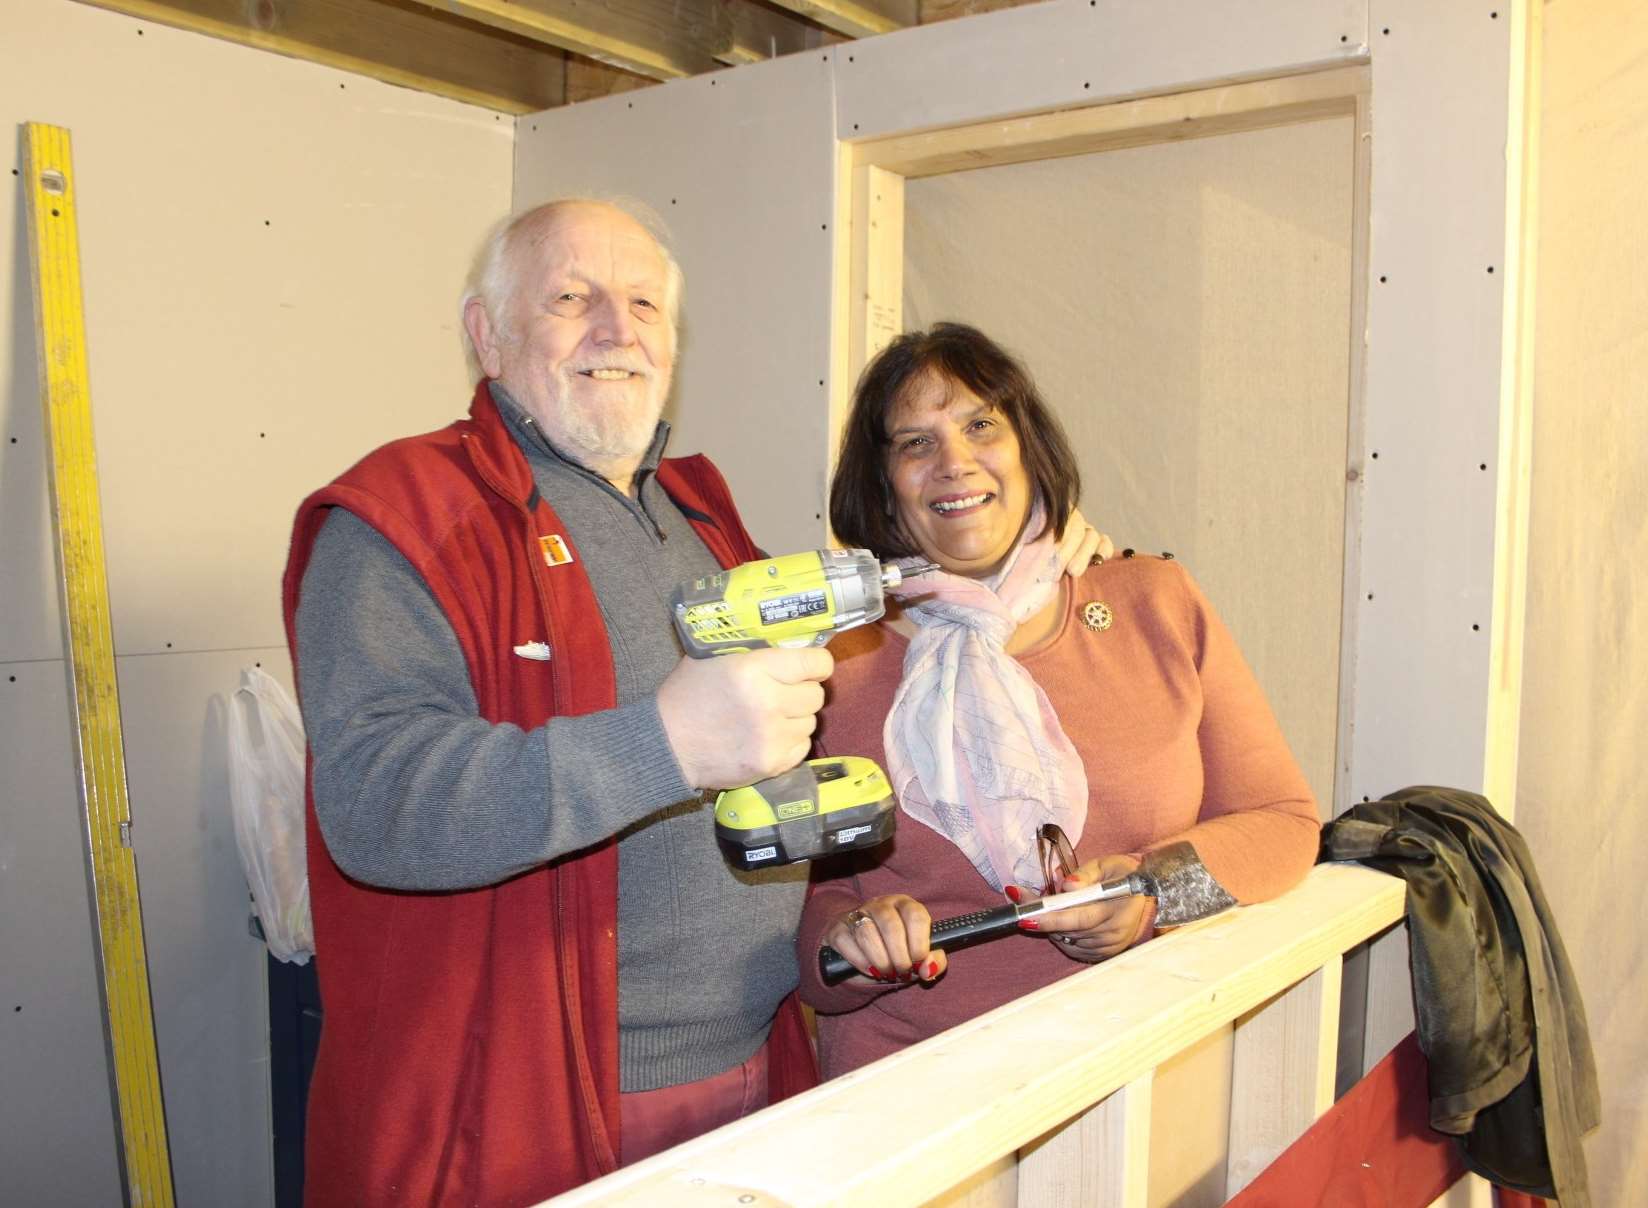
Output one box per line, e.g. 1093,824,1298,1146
282,200,829,1206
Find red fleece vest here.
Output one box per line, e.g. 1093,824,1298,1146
281,383,817,1207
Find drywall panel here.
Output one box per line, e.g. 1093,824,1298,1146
903,117,1354,817
836,0,1366,141
1,1,513,1202
0,665,125,1206
1348,2,1517,800
0,0,512,665
1518,0,1648,1196
513,54,839,554
120,647,294,1207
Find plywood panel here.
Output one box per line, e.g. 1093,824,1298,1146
835,0,1366,142
0,663,125,1206
514,53,839,554
901,117,1355,815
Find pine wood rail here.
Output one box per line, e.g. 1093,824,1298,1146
543,862,1406,1207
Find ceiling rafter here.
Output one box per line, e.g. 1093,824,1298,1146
765,0,916,40
402,0,817,80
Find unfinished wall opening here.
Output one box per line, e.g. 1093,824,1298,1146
841,71,1365,815
900,116,1355,814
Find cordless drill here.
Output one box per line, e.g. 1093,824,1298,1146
671,549,931,868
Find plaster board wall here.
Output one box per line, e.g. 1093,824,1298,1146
0,0,511,1201
902,115,1355,817
513,54,840,555
1518,0,1648,1196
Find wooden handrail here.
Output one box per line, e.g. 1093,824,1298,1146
544,863,1406,1207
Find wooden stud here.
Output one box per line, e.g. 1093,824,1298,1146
1226,960,1344,1194
852,65,1367,180
1018,1074,1153,1208
1482,0,1542,820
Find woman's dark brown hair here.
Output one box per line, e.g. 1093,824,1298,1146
830,322,1082,559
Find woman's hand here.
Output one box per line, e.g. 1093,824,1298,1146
822,895,948,985
1055,508,1115,578
1026,854,1151,963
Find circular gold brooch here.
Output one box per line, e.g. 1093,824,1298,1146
1082,601,1114,632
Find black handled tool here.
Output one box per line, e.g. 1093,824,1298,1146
818,871,1149,984
817,840,1231,984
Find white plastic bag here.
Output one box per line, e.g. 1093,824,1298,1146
227,666,313,964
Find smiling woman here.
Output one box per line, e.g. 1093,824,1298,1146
802,322,1321,1078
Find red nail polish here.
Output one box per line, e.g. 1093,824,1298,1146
1018,918,1040,931
867,965,880,979
1005,885,1021,903
926,960,939,978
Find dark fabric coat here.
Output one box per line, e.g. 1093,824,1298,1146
1321,786,1599,1205
282,382,817,1207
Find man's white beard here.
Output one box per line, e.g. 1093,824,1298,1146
536,370,668,466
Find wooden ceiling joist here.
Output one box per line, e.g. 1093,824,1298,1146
402,0,816,81
766,0,917,40
76,0,567,113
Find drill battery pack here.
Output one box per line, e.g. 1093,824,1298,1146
714,756,897,868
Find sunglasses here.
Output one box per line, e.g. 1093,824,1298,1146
1037,822,1077,896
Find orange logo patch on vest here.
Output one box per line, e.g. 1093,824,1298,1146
539,534,574,567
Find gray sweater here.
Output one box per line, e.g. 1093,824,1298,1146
294,388,806,1091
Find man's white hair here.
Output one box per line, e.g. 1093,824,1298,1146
460,197,684,380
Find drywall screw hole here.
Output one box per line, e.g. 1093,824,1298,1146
1472,624,1481,632
1382,27,1390,35
264,220,270,227
853,123,859,130
1363,795,1371,803
41,169,66,195
8,676,15,683
1340,35,1348,42
259,432,266,438
848,55,854,62
1379,275,1388,283
1367,593,1374,601
166,642,174,648
1083,82,1091,90
1487,265,1495,273
821,223,828,230
1479,463,1488,471
255,662,262,668
1371,451,1379,459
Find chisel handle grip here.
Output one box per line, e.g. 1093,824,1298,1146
818,902,1022,985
